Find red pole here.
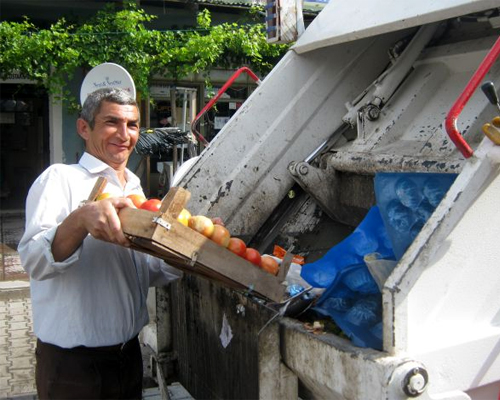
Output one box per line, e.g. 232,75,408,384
445,35,500,158
191,67,261,146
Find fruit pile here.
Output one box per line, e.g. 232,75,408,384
96,192,162,211
97,193,280,276
184,210,280,276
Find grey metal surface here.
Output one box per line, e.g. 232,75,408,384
180,29,411,240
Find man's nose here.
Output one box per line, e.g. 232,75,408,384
116,123,130,140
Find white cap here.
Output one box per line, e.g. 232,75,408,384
80,63,136,105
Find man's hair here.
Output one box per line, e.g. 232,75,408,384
80,87,138,129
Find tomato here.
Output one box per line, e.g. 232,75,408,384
260,256,280,276
210,224,230,247
96,192,112,201
140,198,162,211
188,215,215,237
244,248,261,267
227,237,246,257
127,193,147,208
177,208,191,227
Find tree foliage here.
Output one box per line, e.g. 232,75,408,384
0,2,289,106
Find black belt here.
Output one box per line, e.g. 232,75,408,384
38,335,139,354
75,335,139,353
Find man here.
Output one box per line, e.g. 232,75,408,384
18,87,182,399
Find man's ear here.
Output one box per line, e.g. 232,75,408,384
77,118,90,140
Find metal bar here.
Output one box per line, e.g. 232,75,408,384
444,35,500,159
191,67,261,146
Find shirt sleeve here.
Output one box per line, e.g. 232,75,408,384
18,166,83,281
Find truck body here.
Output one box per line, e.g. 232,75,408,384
156,1,500,399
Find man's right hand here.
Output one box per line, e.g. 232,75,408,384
51,197,135,262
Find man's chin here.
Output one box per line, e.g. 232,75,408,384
107,153,130,167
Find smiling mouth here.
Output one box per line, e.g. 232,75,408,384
111,143,130,150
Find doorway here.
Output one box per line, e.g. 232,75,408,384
0,84,50,210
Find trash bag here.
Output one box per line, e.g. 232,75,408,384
374,173,457,259
301,206,394,289
314,263,384,350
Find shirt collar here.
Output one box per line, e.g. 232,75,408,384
79,152,140,187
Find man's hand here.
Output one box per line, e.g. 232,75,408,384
52,197,135,262
81,197,134,245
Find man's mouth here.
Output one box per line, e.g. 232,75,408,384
111,143,129,151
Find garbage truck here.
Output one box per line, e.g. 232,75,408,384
150,1,500,399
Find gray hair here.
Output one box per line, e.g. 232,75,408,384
80,87,138,129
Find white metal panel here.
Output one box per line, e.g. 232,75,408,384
293,0,499,54
384,138,500,395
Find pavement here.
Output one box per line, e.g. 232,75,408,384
0,211,192,400
0,210,36,399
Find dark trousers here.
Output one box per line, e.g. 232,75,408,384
35,336,143,400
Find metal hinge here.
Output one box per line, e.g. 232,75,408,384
152,217,171,230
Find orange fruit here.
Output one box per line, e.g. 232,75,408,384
260,256,279,276
127,194,147,208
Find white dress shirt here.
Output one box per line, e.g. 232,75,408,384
18,153,182,348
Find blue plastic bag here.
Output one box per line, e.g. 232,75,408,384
301,206,394,288
374,173,457,259
314,264,383,350
301,206,393,350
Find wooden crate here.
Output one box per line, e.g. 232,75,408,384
119,187,286,303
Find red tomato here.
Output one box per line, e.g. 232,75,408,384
260,256,280,276
227,237,246,257
139,198,162,211
127,194,147,208
210,224,230,247
244,248,261,267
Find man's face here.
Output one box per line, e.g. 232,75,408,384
78,101,140,170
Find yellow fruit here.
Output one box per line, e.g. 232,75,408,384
177,208,192,227
96,193,112,200
188,215,215,237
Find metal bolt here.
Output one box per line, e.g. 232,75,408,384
403,367,428,397
365,104,380,121
409,373,425,392
297,163,309,175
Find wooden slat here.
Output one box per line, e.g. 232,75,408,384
87,176,108,202
159,186,191,218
